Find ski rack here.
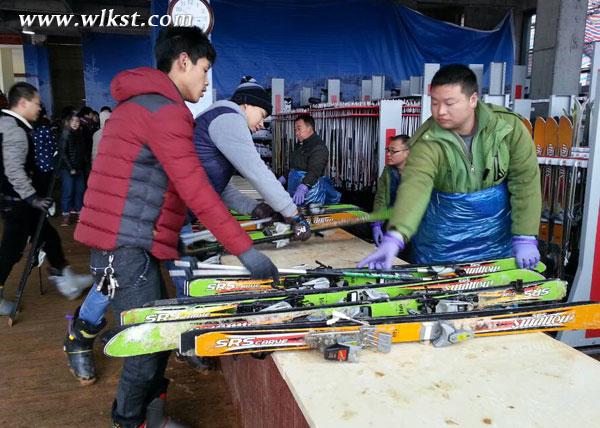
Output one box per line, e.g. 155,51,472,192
557,82,600,346
537,156,588,168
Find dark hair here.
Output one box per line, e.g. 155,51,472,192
100,106,112,113
8,82,38,108
78,106,93,117
390,134,410,147
295,114,315,129
35,106,51,127
61,109,78,123
155,26,217,73
431,64,478,96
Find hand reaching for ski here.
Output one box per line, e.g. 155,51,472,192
238,247,280,282
358,232,405,270
288,213,311,241
512,236,541,269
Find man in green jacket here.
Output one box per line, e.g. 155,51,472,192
359,64,541,269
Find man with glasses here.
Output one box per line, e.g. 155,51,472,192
371,134,410,246
359,64,541,269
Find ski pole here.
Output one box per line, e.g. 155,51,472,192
179,262,433,281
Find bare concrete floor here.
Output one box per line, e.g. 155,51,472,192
0,217,239,428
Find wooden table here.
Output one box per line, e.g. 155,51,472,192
219,229,600,428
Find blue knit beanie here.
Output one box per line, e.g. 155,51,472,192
230,76,272,116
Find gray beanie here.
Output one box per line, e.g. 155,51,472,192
230,77,272,116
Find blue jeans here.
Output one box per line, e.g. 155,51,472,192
60,170,85,214
79,223,195,326
90,247,169,427
78,285,109,325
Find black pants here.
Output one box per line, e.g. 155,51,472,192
0,201,67,285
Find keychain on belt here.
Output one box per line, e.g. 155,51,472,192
96,254,120,299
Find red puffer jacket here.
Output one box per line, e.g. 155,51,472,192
75,67,252,259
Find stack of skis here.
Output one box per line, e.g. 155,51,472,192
524,102,590,278
103,257,600,362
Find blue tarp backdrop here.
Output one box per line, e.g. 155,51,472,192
23,45,53,115
208,0,515,102
79,0,514,109
81,32,152,109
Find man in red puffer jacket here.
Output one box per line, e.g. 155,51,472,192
74,27,279,428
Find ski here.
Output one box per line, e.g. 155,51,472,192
121,269,547,325
182,301,600,358
534,117,549,252
190,203,363,234
178,257,547,297
184,209,386,255
547,116,573,276
522,118,533,136
104,279,566,357
184,208,369,247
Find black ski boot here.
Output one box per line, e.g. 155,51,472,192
63,307,106,386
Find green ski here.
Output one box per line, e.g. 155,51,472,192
180,257,547,297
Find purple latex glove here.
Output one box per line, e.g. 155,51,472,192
357,232,405,270
512,235,540,269
293,184,309,205
278,175,287,186
371,221,384,246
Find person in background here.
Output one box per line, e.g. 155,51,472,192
91,109,111,161
58,111,87,226
0,90,8,109
359,64,541,270
100,105,112,113
31,106,57,197
91,110,100,128
77,106,97,175
279,114,339,206
0,83,91,315
371,134,410,246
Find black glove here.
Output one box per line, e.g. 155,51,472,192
29,196,53,212
251,202,275,219
238,247,280,282
288,213,312,241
